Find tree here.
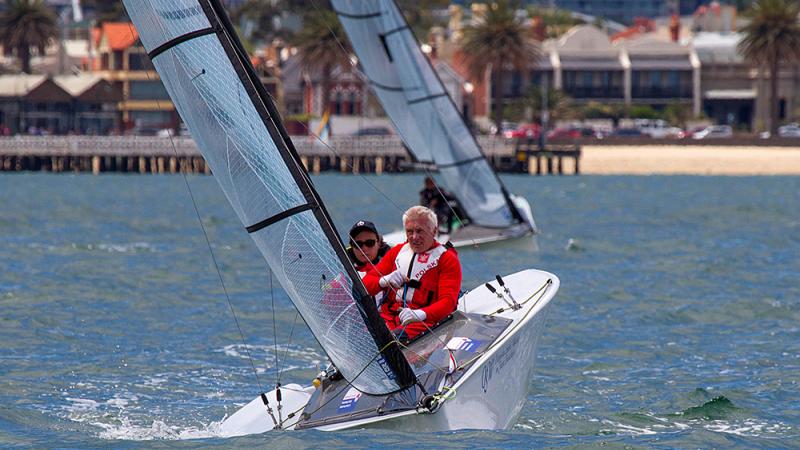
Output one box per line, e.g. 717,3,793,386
511,88,573,124
0,0,59,74
460,1,540,134
81,0,128,23
397,0,450,38
291,9,352,117
738,0,800,134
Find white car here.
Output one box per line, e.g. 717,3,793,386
692,125,733,139
778,123,800,138
636,119,684,139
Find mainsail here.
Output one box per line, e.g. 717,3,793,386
332,0,523,228
123,0,415,395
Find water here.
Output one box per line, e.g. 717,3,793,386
1,173,798,448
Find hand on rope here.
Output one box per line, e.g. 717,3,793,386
399,307,426,325
379,269,406,289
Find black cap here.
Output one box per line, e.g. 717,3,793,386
349,220,379,238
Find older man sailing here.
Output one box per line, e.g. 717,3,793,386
362,206,462,340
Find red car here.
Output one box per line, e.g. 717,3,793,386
546,127,581,140
504,123,541,139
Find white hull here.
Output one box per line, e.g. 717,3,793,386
383,195,538,249
220,269,557,435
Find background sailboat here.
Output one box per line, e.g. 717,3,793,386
332,0,537,247
124,0,557,434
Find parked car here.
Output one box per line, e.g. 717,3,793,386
611,127,645,138
490,121,518,136
635,119,683,138
546,127,580,140
692,125,733,139
504,123,540,139
778,123,800,138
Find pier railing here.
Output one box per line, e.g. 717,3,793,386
0,135,581,175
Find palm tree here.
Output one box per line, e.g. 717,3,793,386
738,0,800,134
292,9,352,117
0,0,59,74
460,1,540,134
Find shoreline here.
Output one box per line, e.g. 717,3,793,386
579,145,800,175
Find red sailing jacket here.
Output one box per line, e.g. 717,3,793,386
363,242,461,339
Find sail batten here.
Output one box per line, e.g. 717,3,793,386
334,0,524,228
124,0,415,395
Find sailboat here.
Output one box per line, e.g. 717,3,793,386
332,0,537,248
123,0,558,435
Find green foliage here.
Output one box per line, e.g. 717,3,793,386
398,0,450,38
82,0,128,23
663,103,691,127
291,9,352,112
739,0,800,133
521,88,575,123
580,102,626,121
628,104,660,120
0,0,59,73
460,0,540,132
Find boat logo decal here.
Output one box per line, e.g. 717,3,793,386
338,387,362,412
446,337,481,352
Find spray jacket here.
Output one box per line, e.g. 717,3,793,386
363,242,461,339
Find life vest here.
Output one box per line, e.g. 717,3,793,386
391,243,448,309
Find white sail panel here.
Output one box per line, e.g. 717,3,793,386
333,0,515,227
124,0,410,394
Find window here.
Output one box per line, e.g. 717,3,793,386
113,50,124,70
581,71,593,87
129,80,170,100
667,71,679,88
649,71,661,87
128,52,154,71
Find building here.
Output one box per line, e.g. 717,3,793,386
451,25,700,123
0,74,121,134
92,22,177,133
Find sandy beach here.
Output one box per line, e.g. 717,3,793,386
580,145,800,175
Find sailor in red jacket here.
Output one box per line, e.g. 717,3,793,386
363,206,462,340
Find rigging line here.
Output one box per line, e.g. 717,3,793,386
455,280,552,370
299,339,411,419
421,166,494,271
276,311,299,385
126,23,265,395
269,268,280,387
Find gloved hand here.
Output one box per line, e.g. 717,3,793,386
399,307,426,325
379,270,406,289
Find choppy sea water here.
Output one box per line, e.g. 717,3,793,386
0,173,798,448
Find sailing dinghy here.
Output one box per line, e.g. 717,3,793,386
332,0,537,248
123,0,558,434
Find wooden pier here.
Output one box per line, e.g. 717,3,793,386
0,135,582,175
512,138,582,175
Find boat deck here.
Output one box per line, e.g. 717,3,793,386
294,311,512,429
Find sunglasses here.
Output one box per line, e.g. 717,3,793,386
353,239,377,248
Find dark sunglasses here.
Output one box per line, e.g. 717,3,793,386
353,239,377,248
